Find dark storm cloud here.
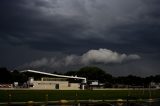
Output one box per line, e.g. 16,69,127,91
108,23,160,53
1,0,160,53
0,0,160,76
0,0,90,52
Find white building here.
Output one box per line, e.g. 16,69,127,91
150,82,160,89
21,70,86,90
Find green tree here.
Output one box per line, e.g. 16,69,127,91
0,67,12,83
76,66,112,83
11,70,27,83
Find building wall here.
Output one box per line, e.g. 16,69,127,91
60,83,80,90
29,81,80,90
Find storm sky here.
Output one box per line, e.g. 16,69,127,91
0,0,160,76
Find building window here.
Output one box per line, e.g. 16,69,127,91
68,83,71,87
55,84,59,89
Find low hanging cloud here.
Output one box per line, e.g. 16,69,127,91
23,48,140,68
81,49,140,64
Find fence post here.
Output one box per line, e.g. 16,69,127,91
8,94,11,105
75,91,79,105
45,94,48,105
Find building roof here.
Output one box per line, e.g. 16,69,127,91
21,70,86,82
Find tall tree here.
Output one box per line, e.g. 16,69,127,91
0,67,12,83
76,66,112,83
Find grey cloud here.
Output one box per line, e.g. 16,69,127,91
22,48,140,69
81,49,140,64
1,0,160,52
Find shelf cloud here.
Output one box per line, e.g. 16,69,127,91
23,48,140,69
81,49,140,64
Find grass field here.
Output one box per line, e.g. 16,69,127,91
0,89,160,102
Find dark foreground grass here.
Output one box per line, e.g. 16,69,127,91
0,89,160,102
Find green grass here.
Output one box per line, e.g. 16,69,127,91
0,90,160,102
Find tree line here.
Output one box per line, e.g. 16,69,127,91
0,67,160,87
